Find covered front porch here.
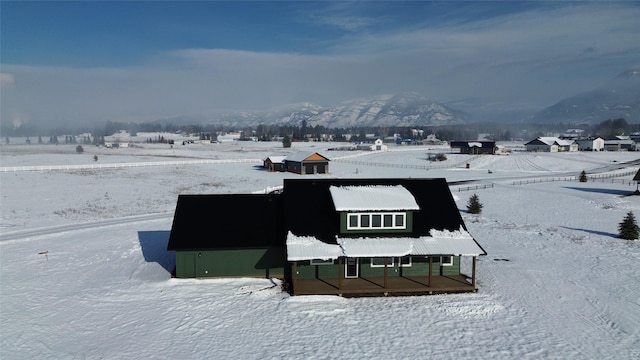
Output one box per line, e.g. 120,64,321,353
290,256,478,297
291,274,476,297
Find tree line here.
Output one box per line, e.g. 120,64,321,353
2,118,638,144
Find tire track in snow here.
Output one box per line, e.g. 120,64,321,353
0,212,172,243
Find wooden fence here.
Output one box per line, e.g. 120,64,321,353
512,169,638,186
0,158,262,172
454,183,495,192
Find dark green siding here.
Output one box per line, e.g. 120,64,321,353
175,247,286,278
296,261,340,279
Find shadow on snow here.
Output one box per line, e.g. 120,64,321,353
137,230,175,274
563,186,634,196
559,226,618,238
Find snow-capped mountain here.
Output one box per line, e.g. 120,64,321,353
307,93,466,128
154,93,466,128
530,67,640,125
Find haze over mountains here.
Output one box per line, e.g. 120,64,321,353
530,67,640,125
155,67,638,129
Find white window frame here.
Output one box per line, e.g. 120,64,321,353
370,257,394,268
441,256,454,266
310,259,334,265
400,256,412,267
347,212,406,230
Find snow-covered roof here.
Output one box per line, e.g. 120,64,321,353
286,227,485,261
468,142,482,148
531,137,575,147
536,137,558,146
284,152,328,162
329,185,420,211
555,139,575,146
264,156,287,163
286,232,343,261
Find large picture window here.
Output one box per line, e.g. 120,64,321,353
347,212,406,230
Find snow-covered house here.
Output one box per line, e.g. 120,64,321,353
263,155,287,172
604,139,636,151
525,137,578,152
575,138,605,151
356,139,388,152
167,178,486,297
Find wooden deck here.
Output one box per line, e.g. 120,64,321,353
292,274,476,297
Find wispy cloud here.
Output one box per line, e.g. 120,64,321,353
2,3,638,128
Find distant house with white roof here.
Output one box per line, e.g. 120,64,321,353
356,138,388,152
575,138,605,151
263,155,287,172
167,178,486,297
525,137,578,152
604,138,636,151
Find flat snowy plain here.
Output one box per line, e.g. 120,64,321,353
1,139,639,359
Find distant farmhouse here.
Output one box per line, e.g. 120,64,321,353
450,141,497,155
167,178,486,297
525,137,578,152
356,138,388,152
263,152,330,174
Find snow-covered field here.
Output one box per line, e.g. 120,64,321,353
1,141,639,359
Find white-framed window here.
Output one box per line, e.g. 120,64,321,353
347,212,406,230
310,259,334,265
370,257,394,267
400,256,412,267
441,256,453,266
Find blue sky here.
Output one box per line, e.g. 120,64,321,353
1,1,639,128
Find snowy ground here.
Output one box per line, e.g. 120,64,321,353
1,141,640,359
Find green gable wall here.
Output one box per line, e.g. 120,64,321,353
338,212,413,234
175,247,286,278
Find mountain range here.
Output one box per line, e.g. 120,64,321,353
157,67,639,128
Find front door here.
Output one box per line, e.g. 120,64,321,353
345,258,359,278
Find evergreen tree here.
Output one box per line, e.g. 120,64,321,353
76,145,84,153
579,170,588,182
283,134,292,148
466,193,483,215
618,211,639,240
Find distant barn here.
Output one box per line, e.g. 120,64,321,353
450,141,496,155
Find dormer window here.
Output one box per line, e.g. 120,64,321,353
347,212,406,230
330,185,420,234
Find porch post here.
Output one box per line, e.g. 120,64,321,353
383,257,388,288
338,257,343,289
472,256,477,288
428,256,433,287
292,261,298,295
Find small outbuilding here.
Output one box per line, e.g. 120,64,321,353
263,155,287,172
450,141,497,154
284,152,330,175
